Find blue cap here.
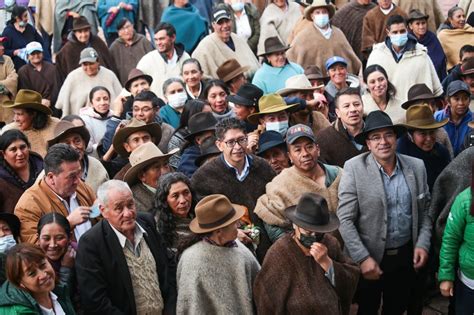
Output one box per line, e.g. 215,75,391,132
325,56,347,71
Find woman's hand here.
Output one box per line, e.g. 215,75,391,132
61,246,76,268
439,281,454,297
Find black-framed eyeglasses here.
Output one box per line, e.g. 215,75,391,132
223,137,248,148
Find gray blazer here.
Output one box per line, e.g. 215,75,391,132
337,152,432,264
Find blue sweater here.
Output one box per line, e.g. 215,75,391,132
159,104,181,129
434,108,472,156
252,61,304,94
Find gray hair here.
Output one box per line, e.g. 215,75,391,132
162,77,185,96
97,180,131,205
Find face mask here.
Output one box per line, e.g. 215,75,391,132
298,232,324,248
0,235,16,252
266,120,289,136
231,2,245,12
168,92,187,109
18,21,27,28
390,33,408,47
314,14,329,28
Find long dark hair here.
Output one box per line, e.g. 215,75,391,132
363,64,397,103
151,172,196,249
9,6,27,25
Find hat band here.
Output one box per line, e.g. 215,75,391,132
294,209,328,227
198,208,236,229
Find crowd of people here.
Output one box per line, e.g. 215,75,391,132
0,0,473,314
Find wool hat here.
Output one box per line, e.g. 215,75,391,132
325,56,347,71
72,16,92,31
216,59,249,83
257,130,286,156
401,84,437,110
286,123,316,144
79,47,99,65
112,118,162,158
123,142,178,186
212,8,231,23
247,94,298,125
401,104,448,130
124,68,153,92
276,74,324,96
185,112,218,140
407,9,429,24
304,0,336,21
354,111,406,145
285,193,339,233
190,194,246,233
47,120,91,148
446,80,471,97
259,36,290,57
0,213,21,240
227,83,263,107
25,41,43,55
195,136,221,167
2,89,52,115
461,57,474,76
304,65,329,83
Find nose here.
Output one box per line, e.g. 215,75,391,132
49,239,57,248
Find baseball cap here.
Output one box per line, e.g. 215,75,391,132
79,47,99,65
213,8,231,23
325,56,347,71
446,80,471,97
26,41,43,55
286,124,316,144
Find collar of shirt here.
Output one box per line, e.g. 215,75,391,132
109,221,147,254
315,25,332,39
53,190,77,209
222,154,251,181
143,182,157,194
374,155,401,178
203,236,238,248
186,81,202,99
380,4,394,15
341,121,365,150
167,49,178,65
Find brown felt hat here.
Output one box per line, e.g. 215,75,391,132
125,68,153,92
401,84,438,110
2,89,52,115
190,194,246,233
216,59,249,83
304,65,329,83
407,9,429,24
258,36,290,57
461,57,474,76
72,16,92,31
401,104,448,130
112,118,162,158
47,120,91,148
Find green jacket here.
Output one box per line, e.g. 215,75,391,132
438,188,474,282
0,281,76,315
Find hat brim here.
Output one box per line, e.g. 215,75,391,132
401,94,438,109
284,206,340,233
184,126,216,140
123,148,179,186
79,58,98,65
0,213,20,238
227,94,256,107
195,150,221,167
258,45,291,57
276,84,324,97
305,4,336,21
47,125,91,148
3,101,52,116
306,74,330,83
222,66,250,83
257,139,286,156
407,14,429,24
247,103,299,125
401,117,449,130
125,74,153,92
189,203,246,233
354,124,407,145
113,123,163,158
72,25,91,32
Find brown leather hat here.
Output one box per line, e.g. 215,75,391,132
125,68,153,92
216,59,249,83
72,16,91,31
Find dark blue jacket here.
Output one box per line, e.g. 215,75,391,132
177,144,200,177
434,108,472,156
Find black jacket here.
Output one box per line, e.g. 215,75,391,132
76,212,177,315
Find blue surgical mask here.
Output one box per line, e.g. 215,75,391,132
0,235,16,253
266,120,289,136
18,21,27,28
314,14,330,28
390,33,408,47
231,2,245,12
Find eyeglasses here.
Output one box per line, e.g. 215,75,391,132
223,137,248,148
367,132,396,143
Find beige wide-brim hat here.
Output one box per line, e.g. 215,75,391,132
401,104,448,130
3,89,52,116
247,94,298,125
190,194,246,234
276,74,324,96
304,0,336,21
112,118,162,158
123,142,179,186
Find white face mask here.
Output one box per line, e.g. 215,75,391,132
231,2,245,12
266,120,289,136
168,92,188,109
0,234,16,253
314,14,329,28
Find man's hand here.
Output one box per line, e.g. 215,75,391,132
413,247,429,270
237,229,252,244
67,206,91,228
309,242,333,273
439,281,454,297
112,95,126,117
246,132,259,154
360,256,383,280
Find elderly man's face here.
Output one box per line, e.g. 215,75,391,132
129,78,150,96
378,0,392,9
59,133,86,161
261,146,290,174
212,19,232,42
28,51,43,65
288,137,319,173
118,21,134,42
365,127,397,162
47,161,82,199
74,28,91,44
101,189,136,236
139,160,171,189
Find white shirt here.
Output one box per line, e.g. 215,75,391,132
110,222,147,256
223,155,250,182
167,49,178,66
315,25,332,39
38,292,66,315
234,8,252,41
380,4,394,15
55,192,92,241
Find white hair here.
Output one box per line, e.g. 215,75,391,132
97,180,131,205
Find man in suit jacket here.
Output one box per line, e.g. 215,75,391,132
337,111,431,315
76,180,177,315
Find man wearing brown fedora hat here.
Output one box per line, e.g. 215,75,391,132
254,193,359,315
192,7,259,79
338,110,431,314
216,58,248,95
176,194,260,314
55,15,118,87
15,144,96,244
